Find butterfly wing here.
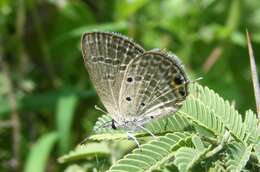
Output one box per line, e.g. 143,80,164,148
119,50,189,124
81,32,145,118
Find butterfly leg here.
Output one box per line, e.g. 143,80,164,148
127,131,140,148
136,124,158,139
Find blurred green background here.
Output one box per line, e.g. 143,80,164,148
0,0,259,171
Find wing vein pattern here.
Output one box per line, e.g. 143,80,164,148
82,32,144,120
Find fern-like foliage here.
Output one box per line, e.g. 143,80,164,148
59,83,259,171
209,160,227,172
255,139,260,164
177,91,225,136
108,132,192,172
145,113,193,134
243,110,259,144
174,147,208,172
187,84,246,141
225,141,253,171
173,135,210,172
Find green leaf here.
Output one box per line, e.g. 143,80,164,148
255,139,260,163
192,135,205,151
56,93,78,154
58,142,110,163
107,132,192,172
88,132,128,142
177,84,225,136
173,146,208,172
146,113,192,134
92,115,114,132
24,132,57,172
226,141,253,172
243,110,258,144
53,21,128,46
0,88,95,117
209,160,226,172
64,164,85,172
0,96,10,118
116,0,148,20
225,0,241,37
187,83,246,141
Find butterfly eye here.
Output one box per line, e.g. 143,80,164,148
126,96,132,101
127,77,133,82
141,102,145,106
174,75,184,85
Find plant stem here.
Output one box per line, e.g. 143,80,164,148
0,54,21,171
205,130,230,158
246,30,260,119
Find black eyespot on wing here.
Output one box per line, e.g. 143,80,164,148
150,116,154,119
127,77,133,82
179,89,186,96
141,102,145,106
174,75,184,85
126,96,132,101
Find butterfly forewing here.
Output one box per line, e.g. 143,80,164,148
81,32,145,119
119,50,189,123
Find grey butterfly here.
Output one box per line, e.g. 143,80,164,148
81,32,189,139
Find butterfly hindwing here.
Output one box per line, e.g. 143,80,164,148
81,32,145,118
119,50,189,123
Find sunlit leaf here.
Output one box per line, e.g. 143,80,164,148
24,132,57,172
58,142,110,163
226,141,253,172
56,93,78,154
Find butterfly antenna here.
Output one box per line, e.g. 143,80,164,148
179,76,203,87
184,77,203,85
190,77,203,83
94,105,108,114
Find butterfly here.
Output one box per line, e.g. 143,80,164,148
81,32,189,140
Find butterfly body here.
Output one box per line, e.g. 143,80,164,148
81,32,189,131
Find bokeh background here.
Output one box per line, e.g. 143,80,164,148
0,0,259,171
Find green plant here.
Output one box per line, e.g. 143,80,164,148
59,83,260,172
